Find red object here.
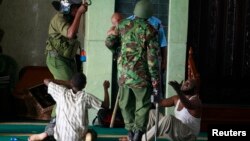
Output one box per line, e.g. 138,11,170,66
81,49,86,56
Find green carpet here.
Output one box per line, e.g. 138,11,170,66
0,123,45,134
0,122,208,141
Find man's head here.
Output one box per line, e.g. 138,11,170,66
70,72,87,92
111,13,123,26
133,0,153,19
180,79,197,95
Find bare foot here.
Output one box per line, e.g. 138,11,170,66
28,132,48,141
85,132,92,141
119,136,129,141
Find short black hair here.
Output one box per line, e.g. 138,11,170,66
71,72,87,90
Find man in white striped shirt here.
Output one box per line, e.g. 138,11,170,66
29,73,110,141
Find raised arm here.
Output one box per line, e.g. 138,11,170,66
44,78,71,89
101,80,110,109
169,81,201,110
67,4,88,39
159,95,178,107
105,24,120,53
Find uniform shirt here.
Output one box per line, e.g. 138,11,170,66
48,13,69,38
127,15,167,48
48,82,102,141
45,12,80,59
105,18,160,88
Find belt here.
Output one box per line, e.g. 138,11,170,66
47,50,59,57
47,50,75,62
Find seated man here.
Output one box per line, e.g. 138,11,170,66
142,79,202,141
29,72,110,141
120,79,201,141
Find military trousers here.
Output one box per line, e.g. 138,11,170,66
46,53,77,117
118,85,152,132
46,53,77,81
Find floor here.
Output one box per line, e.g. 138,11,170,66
0,122,208,141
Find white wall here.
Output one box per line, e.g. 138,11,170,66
0,0,84,71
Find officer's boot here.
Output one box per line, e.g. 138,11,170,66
133,130,143,141
127,130,134,141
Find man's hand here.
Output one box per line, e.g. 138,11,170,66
168,80,182,93
44,78,52,86
102,80,110,109
103,80,110,90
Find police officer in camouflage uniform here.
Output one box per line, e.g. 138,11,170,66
105,0,160,140
28,1,88,141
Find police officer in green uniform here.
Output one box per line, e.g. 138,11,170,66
28,1,88,141
46,0,88,118
46,0,87,81
105,0,160,140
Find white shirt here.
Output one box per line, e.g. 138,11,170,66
174,96,201,136
48,82,102,141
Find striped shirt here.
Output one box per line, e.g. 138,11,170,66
48,82,102,141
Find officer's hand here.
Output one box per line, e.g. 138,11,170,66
78,3,88,14
152,80,159,89
107,26,118,36
107,26,115,35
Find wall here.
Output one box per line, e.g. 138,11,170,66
166,0,189,114
0,0,189,122
0,0,84,71
83,0,115,124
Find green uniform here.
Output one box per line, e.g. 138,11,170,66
105,18,160,132
45,13,80,117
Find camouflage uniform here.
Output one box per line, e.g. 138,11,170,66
105,18,160,132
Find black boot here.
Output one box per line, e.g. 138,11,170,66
127,130,134,141
133,130,143,141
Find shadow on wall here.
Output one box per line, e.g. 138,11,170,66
0,29,3,42
0,29,4,53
